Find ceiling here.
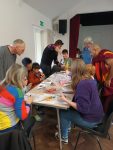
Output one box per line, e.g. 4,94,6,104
23,0,80,19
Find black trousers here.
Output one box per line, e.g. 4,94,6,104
40,64,51,78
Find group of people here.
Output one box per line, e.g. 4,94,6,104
81,37,113,113
0,37,113,146
0,39,71,135
0,39,43,135
40,40,72,77
57,37,113,143
22,57,45,91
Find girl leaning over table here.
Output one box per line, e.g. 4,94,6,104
56,59,104,144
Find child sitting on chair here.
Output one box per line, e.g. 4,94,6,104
22,57,33,94
56,59,104,144
28,62,45,88
0,64,35,135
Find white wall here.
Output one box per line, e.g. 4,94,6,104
53,0,113,51
0,0,52,63
78,25,113,51
41,29,54,51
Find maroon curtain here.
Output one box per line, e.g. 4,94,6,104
69,14,80,58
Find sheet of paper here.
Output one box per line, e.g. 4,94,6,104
25,93,53,102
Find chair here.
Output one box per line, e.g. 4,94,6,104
74,110,113,150
20,116,37,150
28,124,37,150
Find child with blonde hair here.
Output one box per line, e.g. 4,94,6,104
86,64,95,79
56,59,104,144
0,64,35,135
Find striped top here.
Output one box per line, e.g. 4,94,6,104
0,85,30,131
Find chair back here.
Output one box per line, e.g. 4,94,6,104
98,100,113,137
102,112,113,137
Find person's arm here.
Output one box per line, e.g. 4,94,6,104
54,52,59,65
61,81,91,114
61,94,77,109
14,89,31,120
22,83,32,94
28,72,41,86
105,58,113,86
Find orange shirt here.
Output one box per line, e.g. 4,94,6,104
28,71,41,88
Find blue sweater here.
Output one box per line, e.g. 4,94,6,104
82,47,92,64
74,79,104,123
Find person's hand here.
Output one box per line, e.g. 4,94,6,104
61,65,65,69
41,73,45,79
66,70,70,75
40,75,45,81
26,96,33,104
60,93,67,102
28,83,32,90
104,79,111,87
58,63,62,67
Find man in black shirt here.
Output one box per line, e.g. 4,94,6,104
40,40,64,77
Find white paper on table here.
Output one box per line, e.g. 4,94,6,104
44,81,52,85
62,86,73,93
49,73,71,84
25,93,52,102
36,83,46,89
36,81,52,90
63,83,71,86
52,99,68,105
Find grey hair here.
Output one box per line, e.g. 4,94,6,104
84,37,93,44
13,39,25,45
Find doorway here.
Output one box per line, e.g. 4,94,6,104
33,25,42,64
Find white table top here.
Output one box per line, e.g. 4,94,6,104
26,72,73,109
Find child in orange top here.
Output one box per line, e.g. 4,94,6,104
28,62,45,88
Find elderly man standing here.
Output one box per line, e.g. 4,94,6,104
0,39,25,81
90,44,113,113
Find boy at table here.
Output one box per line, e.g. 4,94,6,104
28,62,45,88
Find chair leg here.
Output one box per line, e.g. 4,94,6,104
74,131,81,150
32,134,36,150
96,137,103,150
107,133,110,140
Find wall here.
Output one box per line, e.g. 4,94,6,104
78,25,113,51
53,0,113,51
0,0,52,63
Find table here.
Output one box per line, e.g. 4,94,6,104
26,72,73,150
